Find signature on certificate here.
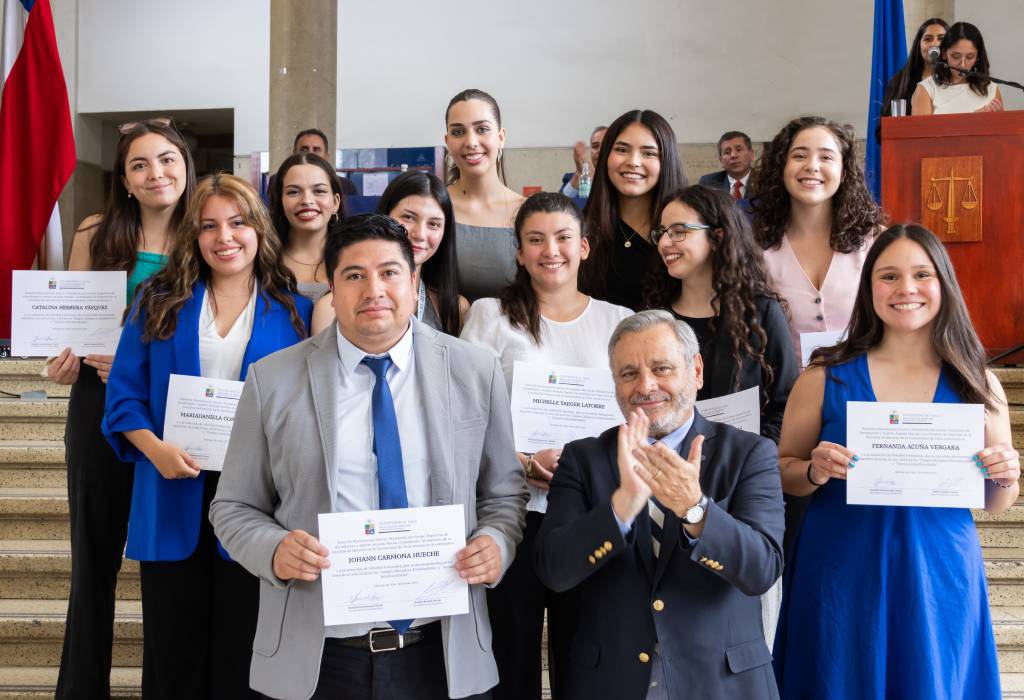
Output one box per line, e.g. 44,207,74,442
346,589,383,607
414,577,459,604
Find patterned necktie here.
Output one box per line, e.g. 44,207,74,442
649,497,667,558
732,179,743,200
361,355,412,633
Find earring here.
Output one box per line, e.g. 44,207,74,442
127,192,133,199
330,211,339,224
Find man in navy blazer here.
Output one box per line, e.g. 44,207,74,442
535,309,784,700
698,131,756,200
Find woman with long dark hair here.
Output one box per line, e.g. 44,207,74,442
579,108,686,311
912,21,1003,114
879,17,948,120
460,192,632,699
444,88,524,301
646,185,797,442
268,151,346,303
102,174,311,699
312,170,468,334
751,116,882,364
49,117,196,699
773,224,1016,699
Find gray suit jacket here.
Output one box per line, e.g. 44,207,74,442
210,320,528,700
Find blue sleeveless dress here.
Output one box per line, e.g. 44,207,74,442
773,354,1000,699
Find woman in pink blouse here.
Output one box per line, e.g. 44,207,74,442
751,116,882,366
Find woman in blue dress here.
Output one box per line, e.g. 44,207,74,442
773,224,1019,699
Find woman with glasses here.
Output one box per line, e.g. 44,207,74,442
103,174,311,699
268,152,346,304
460,192,632,699
48,117,196,700
578,109,687,312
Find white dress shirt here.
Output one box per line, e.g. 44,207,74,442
727,172,750,199
198,286,256,380
327,323,432,638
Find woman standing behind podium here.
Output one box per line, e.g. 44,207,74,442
879,17,948,120
912,21,1003,115
773,224,1017,699
460,192,632,699
47,118,195,700
579,109,686,312
102,174,312,699
445,88,525,301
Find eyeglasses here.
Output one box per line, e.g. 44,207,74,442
650,222,712,245
117,116,176,134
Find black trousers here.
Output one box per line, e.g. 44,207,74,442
486,511,557,700
307,625,491,700
56,365,135,699
139,473,260,700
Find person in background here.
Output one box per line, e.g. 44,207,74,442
560,125,607,198
460,192,632,699
698,131,756,200
772,224,1017,699
102,174,311,699
291,127,359,195
49,117,196,700
912,21,1003,115
269,152,347,304
579,109,687,312
879,17,948,122
445,88,525,301
312,170,469,335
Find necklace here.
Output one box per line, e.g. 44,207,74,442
622,229,639,248
285,251,321,267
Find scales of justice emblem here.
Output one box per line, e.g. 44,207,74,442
920,156,983,242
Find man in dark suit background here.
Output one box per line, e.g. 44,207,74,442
535,309,783,700
698,131,756,200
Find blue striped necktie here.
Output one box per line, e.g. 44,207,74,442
362,355,412,633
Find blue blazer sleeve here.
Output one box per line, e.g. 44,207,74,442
102,301,154,463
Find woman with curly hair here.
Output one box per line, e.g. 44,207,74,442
102,174,312,699
751,116,882,365
579,109,687,311
646,185,797,443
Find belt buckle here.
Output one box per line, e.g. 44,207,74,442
368,628,403,653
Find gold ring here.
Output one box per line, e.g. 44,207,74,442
526,462,534,478
653,468,662,480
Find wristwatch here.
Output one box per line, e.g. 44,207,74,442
682,493,709,524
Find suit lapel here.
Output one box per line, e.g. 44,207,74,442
651,411,718,589
412,321,454,505
307,326,342,504
174,284,203,377
239,288,278,379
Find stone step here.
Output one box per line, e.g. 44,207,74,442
0,362,67,400
0,442,66,490
0,599,141,667
1006,671,1024,698
0,489,68,540
0,400,67,442
985,547,1024,607
0,541,138,600
994,367,1024,405
0,666,141,699
995,606,1024,672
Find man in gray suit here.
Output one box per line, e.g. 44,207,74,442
211,214,527,700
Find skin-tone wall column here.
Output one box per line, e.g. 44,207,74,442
269,0,337,172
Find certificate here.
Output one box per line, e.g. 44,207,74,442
318,505,468,626
846,401,985,508
11,270,127,356
509,361,623,453
799,329,845,368
162,374,244,471
695,386,760,434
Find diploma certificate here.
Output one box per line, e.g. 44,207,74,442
162,374,244,471
11,271,127,356
318,505,468,626
846,401,985,508
695,386,760,434
509,361,623,453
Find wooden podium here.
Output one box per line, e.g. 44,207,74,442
881,112,1024,355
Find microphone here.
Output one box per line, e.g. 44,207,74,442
928,46,941,65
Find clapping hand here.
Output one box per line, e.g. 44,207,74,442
631,436,705,520
611,409,652,522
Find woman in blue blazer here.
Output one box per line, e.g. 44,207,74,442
103,173,312,700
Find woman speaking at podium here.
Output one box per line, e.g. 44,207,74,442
912,22,1003,115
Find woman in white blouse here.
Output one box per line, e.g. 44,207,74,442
460,192,632,699
912,21,1003,115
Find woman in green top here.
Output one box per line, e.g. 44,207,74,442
46,117,196,700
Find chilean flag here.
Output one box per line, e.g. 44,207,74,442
0,0,75,338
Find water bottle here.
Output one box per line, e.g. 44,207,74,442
578,161,592,199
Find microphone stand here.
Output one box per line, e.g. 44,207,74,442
934,60,1024,93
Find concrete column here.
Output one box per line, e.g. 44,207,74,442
269,0,337,172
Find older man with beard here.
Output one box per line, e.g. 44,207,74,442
535,309,785,700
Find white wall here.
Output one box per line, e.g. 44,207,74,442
337,0,875,148
955,0,1024,112
76,0,269,155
